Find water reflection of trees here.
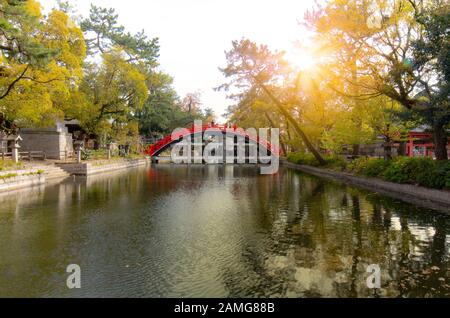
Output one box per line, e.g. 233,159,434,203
225,168,450,298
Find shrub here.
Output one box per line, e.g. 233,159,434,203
287,152,322,166
348,157,390,177
383,157,433,184
82,149,109,161
324,155,348,171
421,160,450,189
347,157,368,174
288,152,449,190
287,152,347,170
380,157,449,189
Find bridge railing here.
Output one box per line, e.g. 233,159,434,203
145,124,280,157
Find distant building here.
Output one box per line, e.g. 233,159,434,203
343,126,450,159
19,121,75,160
406,127,450,158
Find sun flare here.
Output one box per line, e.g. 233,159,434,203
286,47,320,72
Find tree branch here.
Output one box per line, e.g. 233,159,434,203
0,65,29,100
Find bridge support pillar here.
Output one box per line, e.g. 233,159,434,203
222,136,226,165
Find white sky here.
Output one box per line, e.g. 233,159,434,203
40,0,318,121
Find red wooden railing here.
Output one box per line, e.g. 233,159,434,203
145,124,280,157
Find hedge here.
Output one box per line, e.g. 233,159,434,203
287,153,450,190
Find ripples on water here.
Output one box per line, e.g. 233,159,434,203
0,165,449,298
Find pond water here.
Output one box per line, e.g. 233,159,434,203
0,165,449,297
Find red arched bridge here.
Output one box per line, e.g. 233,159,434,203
145,123,280,163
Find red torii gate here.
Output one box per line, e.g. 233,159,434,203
145,123,280,158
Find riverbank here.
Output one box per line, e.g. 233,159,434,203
56,158,150,176
0,157,150,193
282,160,450,214
0,169,45,193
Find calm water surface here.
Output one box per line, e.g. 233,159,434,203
0,165,449,297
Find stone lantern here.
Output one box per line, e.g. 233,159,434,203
74,141,84,163
107,142,112,160
11,135,23,163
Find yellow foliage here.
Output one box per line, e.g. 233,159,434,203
0,6,86,128
25,0,42,18
78,49,148,136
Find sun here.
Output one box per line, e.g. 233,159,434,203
286,48,319,72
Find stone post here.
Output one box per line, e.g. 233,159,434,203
74,141,84,163
11,135,22,163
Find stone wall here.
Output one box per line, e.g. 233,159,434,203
57,158,150,176
282,160,450,214
0,171,46,193
19,129,74,160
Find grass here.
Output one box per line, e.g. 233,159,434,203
0,167,45,181
0,159,24,172
0,173,18,180
82,149,144,162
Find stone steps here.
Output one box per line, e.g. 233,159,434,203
25,164,72,181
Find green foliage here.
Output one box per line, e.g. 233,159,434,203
287,152,347,170
350,157,450,190
22,170,44,176
219,39,326,164
0,160,24,171
0,1,86,130
81,149,109,161
80,4,159,68
305,0,449,159
78,4,201,142
436,161,450,190
288,152,450,190
287,152,322,167
348,158,391,177
324,155,347,171
136,73,199,136
383,157,448,189
0,173,18,180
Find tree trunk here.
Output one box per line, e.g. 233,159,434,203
383,139,392,161
263,112,287,157
285,119,293,152
398,141,407,156
351,58,361,158
433,122,448,160
259,83,326,165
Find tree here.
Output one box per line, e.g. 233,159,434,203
305,0,449,159
136,71,181,136
409,0,449,160
0,1,85,130
218,39,326,165
78,50,148,140
181,91,202,115
81,5,159,69
202,107,216,123
78,5,161,145
224,86,295,156
0,0,57,99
